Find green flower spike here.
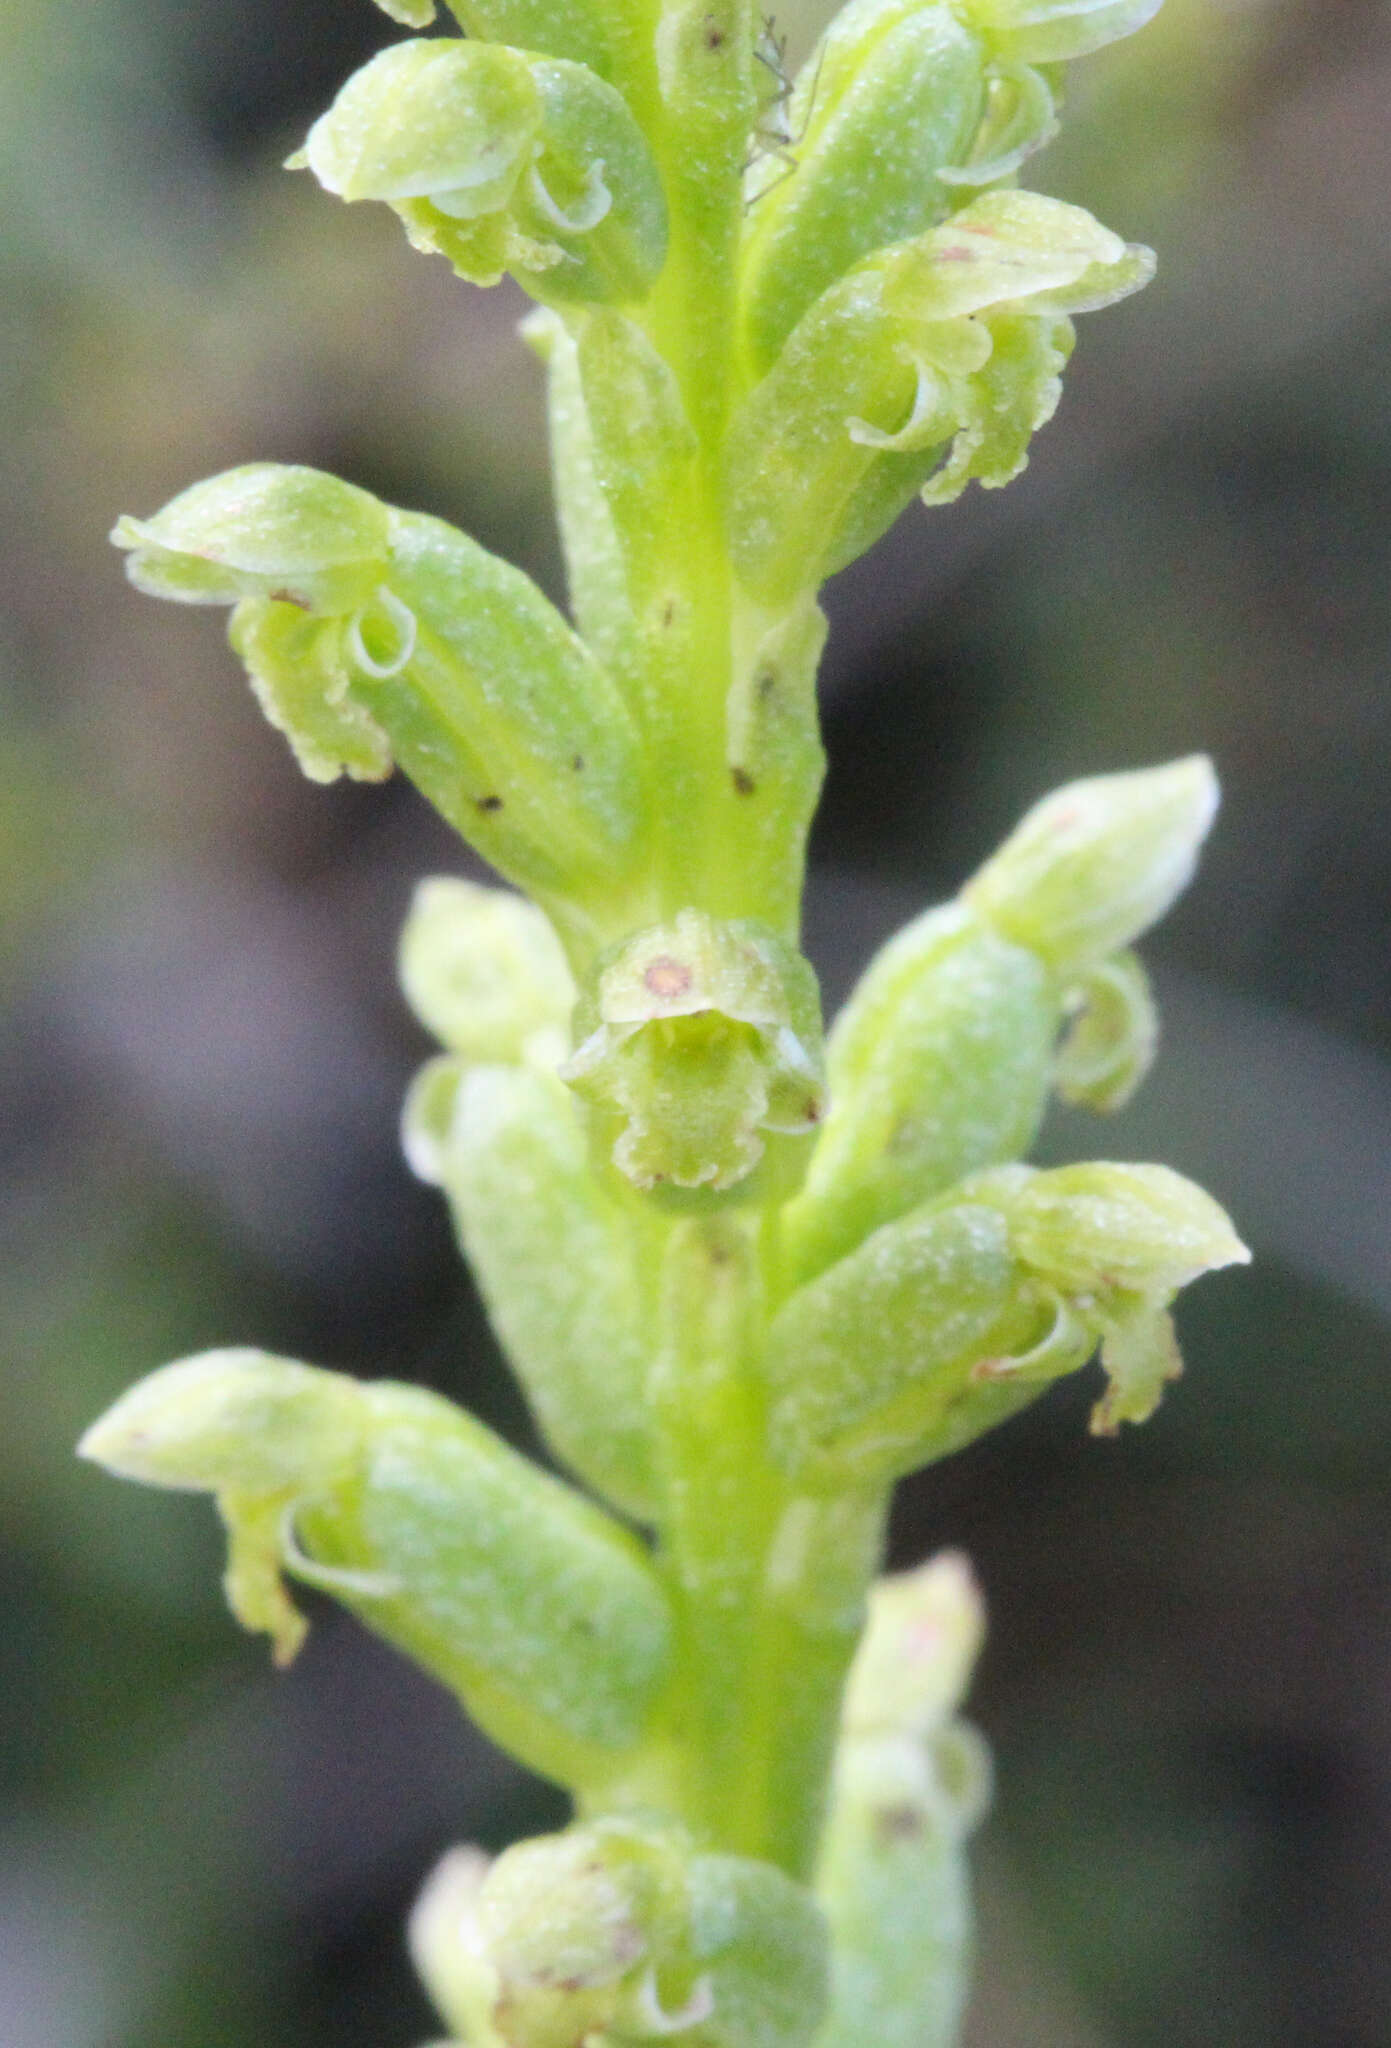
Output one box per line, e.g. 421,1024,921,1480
90,0,1240,2037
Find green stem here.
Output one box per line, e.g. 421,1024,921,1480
648,1211,887,1880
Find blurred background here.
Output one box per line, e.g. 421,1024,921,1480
2,0,1388,2041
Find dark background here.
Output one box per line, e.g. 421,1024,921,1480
2,0,1389,2041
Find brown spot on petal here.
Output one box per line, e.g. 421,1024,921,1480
970,1356,1011,1382
644,956,692,1000
875,1803,927,1843
476,794,504,813
731,766,756,796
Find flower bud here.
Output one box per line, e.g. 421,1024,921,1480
112,463,390,612
964,0,1163,63
764,1203,1057,1487
1054,948,1157,1112
408,1060,660,1520
813,1552,991,2048
296,40,667,305
964,755,1219,973
783,904,1058,1283
355,506,650,937
82,1355,673,1787
562,911,825,1195
841,1551,986,1743
410,1821,829,2048
398,877,576,1070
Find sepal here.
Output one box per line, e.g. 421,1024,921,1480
296,40,667,305
410,1820,829,2048
783,904,1057,1282
964,0,1163,64
562,912,825,1195
112,464,390,612
411,1060,661,1520
964,755,1219,973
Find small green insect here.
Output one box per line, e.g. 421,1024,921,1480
745,13,823,203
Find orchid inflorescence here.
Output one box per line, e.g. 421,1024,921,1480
82,0,1245,2039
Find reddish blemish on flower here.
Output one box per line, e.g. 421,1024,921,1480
644,956,692,1000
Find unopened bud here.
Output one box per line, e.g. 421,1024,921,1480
965,0,1163,64
784,904,1057,1282
964,755,1219,973
815,1552,991,2048
842,1551,987,1742
398,877,575,1070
